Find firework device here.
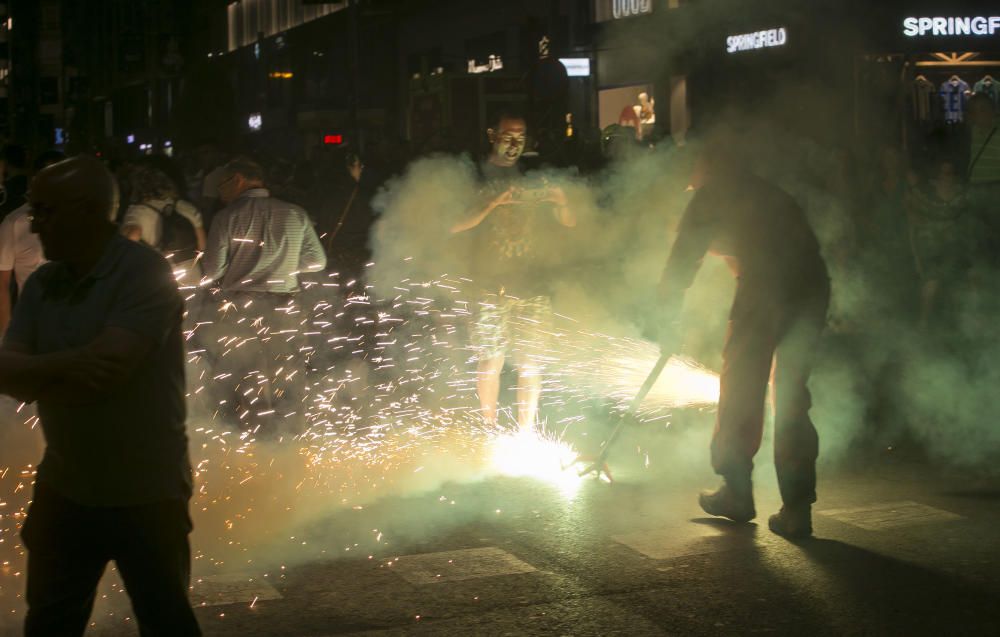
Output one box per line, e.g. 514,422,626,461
575,352,671,480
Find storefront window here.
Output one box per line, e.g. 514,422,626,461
599,84,655,139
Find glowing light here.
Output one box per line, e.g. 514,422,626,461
614,354,720,408
488,429,586,497
0,261,722,628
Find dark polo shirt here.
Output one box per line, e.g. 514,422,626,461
7,235,192,506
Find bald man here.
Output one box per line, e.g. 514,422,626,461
0,157,200,635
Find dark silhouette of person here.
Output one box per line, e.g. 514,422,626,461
0,156,200,635
311,151,375,278
658,142,830,538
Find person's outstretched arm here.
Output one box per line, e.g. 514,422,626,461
450,187,515,234
658,191,716,304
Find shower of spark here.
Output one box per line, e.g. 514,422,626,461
0,262,720,625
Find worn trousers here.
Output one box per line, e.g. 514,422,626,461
22,484,201,636
710,280,830,507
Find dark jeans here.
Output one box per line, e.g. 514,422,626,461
711,280,830,507
21,484,201,636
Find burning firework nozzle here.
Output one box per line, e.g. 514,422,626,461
575,353,672,480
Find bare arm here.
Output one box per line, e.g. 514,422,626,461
43,327,153,403
1,327,151,404
0,345,57,402
0,342,93,403
195,226,207,253
450,187,515,234
544,186,577,228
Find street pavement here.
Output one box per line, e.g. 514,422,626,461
8,445,994,637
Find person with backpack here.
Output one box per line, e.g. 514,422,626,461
121,164,206,284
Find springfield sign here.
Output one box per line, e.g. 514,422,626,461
726,27,787,53
903,16,1000,37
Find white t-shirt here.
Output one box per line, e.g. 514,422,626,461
122,199,204,248
0,203,45,291
201,165,228,199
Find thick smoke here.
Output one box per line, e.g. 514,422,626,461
6,5,1000,631
369,95,1000,481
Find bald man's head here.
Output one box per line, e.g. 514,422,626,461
29,156,117,263
32,156,117,221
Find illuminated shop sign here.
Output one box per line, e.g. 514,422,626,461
726,27,787,53
323,134,343,145
903,16,1000,37
596,0,652,22
559,58,591,77
467,54,503,74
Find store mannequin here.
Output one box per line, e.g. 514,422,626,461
635,91,655,142
637,91,655,124
940,74,971,123
618,105,641,141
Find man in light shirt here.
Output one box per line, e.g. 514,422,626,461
200,157,325,430
202,156,326,293
0,151,65,335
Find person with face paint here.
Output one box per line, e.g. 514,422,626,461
451,112,576,431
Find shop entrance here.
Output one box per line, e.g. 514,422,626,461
857,50,1000,178
598,83,657,141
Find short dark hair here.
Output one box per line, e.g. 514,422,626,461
128,164,179,203
2,144,27,170
490,109,527,130
223,156,265,183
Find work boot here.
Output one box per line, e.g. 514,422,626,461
699,478,755,523
768,505,812,539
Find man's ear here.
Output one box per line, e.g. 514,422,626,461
486,128,497,144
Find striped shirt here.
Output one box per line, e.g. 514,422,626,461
969,126,1000,185
202,188,326,293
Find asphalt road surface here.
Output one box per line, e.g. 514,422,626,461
3,445,996,637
